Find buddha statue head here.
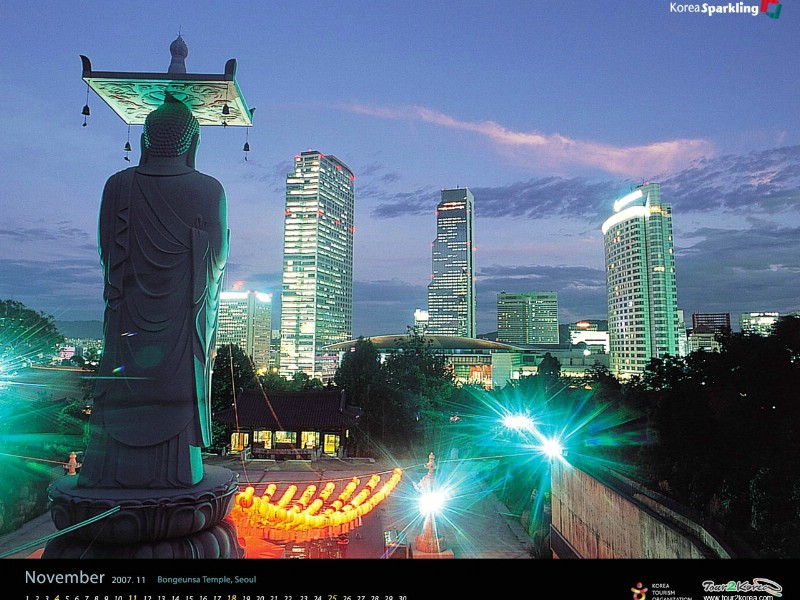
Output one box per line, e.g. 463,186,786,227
140,92,200,168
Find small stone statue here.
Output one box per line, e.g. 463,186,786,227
79,93,228,489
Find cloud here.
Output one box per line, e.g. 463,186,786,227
476,265,609,330
0,225,94,250
471,220,800,334
233,159,296,196
368,187,440,218
341,103,715,178
675,224,800,317
368,145,800,221
471,178,625,222
353,279,427,335
661,145,800,213
0,257,104,321
368,177,626,221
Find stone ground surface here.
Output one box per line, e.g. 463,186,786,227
0,455,535,560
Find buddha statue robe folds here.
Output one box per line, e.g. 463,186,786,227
79,94,229,489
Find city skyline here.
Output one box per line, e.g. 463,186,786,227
1,2,798,338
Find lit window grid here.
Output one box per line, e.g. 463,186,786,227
217,292,272,369
427,190,476,337
603,184,681,377
280,151,354,378
497,293,559,345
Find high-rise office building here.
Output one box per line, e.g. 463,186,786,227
280,150,355,380
569,320,610,353
676,309,689,357
691,312,731,334
739,312,779,336
688,326,722,353
497,292,559,345
413,308,429,334
427,188,475,337
218,291,273,369
602,183,682,377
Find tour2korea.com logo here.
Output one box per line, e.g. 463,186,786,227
702,578,783,598
669,0,782,18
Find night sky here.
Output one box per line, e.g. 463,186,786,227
1,1,798,336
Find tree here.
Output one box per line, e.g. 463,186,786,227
210,344,257,414
208,344,258,452
536,352,561,391
627,324,800,557
333,338,390,453
290,371,324,391
258,370,291,391
772,315,800,359
334,337,383,409
0,299,63,370
381,328,456,451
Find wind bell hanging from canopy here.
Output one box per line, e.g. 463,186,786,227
80,34,255,159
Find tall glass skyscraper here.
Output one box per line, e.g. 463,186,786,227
218,291,272,369
497,292,559,345
280,150,355,380
427,188,475,338
602,183,682,377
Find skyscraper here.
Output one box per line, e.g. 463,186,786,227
497,292,559,345
217,291,273,369
427,188,475,338
602,183,682,377
691,312,731,334
280,150,355,380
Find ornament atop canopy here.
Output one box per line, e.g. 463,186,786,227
80,35,254,128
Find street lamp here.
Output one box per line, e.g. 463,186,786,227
419,489,447,516
414,453,450,555
501,413,534,431
541,436,564,460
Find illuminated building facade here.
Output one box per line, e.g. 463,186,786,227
497,292,559,345
602,183,682,377
427,188,475,337
739,311,779,336
218,291,273,369
568,321,610,354
280,150,355,380
413,308,429,334
691,312,731,334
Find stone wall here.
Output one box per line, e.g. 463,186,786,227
550,461,734,559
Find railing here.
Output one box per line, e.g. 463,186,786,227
250,447,319,460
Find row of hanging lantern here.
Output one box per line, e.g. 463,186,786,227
230,469,403,537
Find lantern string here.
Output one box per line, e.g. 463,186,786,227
0,451,69,466
0,506,120,559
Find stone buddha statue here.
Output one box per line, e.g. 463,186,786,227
79,93,229,489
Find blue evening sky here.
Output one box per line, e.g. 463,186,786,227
1,1,798,335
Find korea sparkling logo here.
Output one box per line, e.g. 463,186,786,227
761,0,782,18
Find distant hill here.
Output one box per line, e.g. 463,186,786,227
57,320,103,339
